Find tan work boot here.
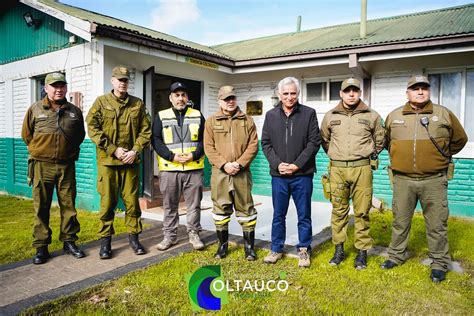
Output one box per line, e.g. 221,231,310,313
298,247,310,268
156,238,177,251
188,231,205,250
263,251,283,264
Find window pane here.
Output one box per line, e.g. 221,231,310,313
440,72,462,117
330,81,342,101
428,74,440,104
306,82,327,101
465,71,474,140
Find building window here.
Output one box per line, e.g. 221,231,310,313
306,80,343,102
428,69,474,143
35,75,46,101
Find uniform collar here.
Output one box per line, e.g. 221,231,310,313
42,96,68,109
402,101,433,114
332,100,369,114
215,107,245,120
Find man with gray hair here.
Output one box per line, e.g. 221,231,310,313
261,76,321,267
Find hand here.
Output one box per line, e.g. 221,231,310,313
223,162,240,176
173,153,193,164
287,164,300,174
278,162,290,175
114,147,128,160
122,150,136,164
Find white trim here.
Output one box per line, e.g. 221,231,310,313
359,46,474,62
232,57,349,74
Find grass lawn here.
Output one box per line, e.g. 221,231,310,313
0,194,131,264
23,210,474,315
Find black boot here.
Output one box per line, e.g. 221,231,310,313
329,243,345,266
63,241,85,258
129,234,146,255
355,250,368,270
243,231,257,261
99,236,112,259
33,246,49,265
214,230,229,259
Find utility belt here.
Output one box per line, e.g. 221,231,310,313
330,159,370,168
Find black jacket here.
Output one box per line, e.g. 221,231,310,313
261,102,321,177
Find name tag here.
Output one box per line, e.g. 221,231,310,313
330,120,341,126
358,118,370,126
393,119,405,124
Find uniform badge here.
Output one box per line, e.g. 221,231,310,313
432,116,439,122
69,112,76,118
393,119,405,124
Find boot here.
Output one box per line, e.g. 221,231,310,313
99,236,112,259
329,243,345,266
354,250,368,270
129,234,146,255
63,241,85,258
243,231,257,261
33,246,49,265
214,230,229,259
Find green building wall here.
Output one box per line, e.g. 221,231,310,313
1,139,473,217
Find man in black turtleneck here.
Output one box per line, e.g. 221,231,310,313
22,72,86,264
152,82,206,251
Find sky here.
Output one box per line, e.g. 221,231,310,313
61,0,474,46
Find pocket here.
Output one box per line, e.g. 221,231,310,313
163,126,173,144
189,123,199,141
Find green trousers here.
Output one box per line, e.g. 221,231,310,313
330,164,373,250
97,164,143,238
211,168,257,232
388,173,450,271
32,160,80,248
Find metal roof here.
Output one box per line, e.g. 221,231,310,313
35,1,474,63
37,0,230,59
211,4,474,61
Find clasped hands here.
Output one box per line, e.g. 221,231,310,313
278,162,299,175
173,153,193,164
114,147,136,164
223,162,241,176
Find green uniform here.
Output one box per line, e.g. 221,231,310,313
386,101,467,271
86,91,151,238
21,97,85,247
204,107,259,231
320,100,385,250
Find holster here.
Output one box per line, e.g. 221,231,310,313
387,166,393,190
321,174,331,200
447,162,455,181
370,157,379,171
27,157,35,186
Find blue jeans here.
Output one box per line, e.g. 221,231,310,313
270,175,313,252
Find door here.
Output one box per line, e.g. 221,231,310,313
142,66,155,200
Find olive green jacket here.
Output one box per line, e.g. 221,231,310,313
321,101,385,161
22,97,85,163
386,101,467,177
86,92,151,166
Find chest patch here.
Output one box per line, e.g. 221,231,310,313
330,120,341,126
358,118,370,126
432,116,439,122
393,119,405,124
37,114,47,119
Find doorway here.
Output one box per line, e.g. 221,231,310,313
142,67,203,207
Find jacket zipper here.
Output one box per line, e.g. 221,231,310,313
230,117,235,161
413,113,418,171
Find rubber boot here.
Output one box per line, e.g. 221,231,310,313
214,230,229,259
243,231,257,261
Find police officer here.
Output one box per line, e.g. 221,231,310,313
382,75,467,282
22,72,86,264
86,66,151,259
320,78,385,270
204,86,259,260
153,82,206,251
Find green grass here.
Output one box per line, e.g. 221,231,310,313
23,210,474,315
0,194,131,264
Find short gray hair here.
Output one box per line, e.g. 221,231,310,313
278,77,300,94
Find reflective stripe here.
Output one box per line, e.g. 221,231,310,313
240,220,257,227
235,214,257,222
213,214,230,221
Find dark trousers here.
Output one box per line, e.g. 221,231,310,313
32,161,80,247
270,175,313,252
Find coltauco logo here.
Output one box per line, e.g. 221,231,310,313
186,265,228,311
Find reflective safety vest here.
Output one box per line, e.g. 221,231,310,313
157,107,204,171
